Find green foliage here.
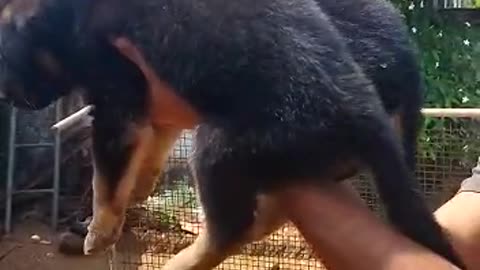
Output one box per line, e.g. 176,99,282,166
142,178,199,226
392,0,480,108
160,180,199,209
389,1,480,162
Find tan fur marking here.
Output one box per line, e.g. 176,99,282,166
111,124,155,214
131,127,182,204
85,160,122,254
86,124,156,254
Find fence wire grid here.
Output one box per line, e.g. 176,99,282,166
110,115,480,270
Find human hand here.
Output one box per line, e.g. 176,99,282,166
110,37,201,129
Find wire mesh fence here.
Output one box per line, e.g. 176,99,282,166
110,114,480,270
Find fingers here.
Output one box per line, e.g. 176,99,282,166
111,38,138,62
110,37,155,82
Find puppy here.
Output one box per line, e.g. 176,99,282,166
0,0,464,268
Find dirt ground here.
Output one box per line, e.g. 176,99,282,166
111,226,325,270
0,221,324,270
128,253,324,270
0,221,110,270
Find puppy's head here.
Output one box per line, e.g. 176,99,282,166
0,0,143,110
0,0,79,109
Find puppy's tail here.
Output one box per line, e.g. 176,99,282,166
354,115,465,269
399,66,425,172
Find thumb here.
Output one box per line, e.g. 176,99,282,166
110,37,153,79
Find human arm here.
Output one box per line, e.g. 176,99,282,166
279,182,460,270
434,176,480,270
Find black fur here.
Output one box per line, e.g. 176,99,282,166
0,0,463,267
0,0,148,196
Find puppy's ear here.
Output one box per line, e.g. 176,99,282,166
0,0,42,27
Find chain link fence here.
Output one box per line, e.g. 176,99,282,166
110,114,480,270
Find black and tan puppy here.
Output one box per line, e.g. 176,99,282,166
0,0,465,268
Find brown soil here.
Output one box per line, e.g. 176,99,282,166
0,220,324,270
0,221,110,270
112,223,325,270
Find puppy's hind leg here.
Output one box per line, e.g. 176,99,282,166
162,193,287,270
161,221,236,270
164,126,286,270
